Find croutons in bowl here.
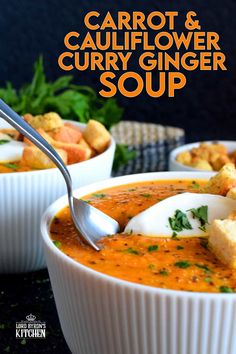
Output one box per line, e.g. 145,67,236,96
0,114,115,273
169,141,236,172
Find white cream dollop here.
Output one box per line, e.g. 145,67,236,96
0,140,25,163
124,193,236,237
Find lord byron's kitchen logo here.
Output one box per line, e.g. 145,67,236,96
16,314,46,339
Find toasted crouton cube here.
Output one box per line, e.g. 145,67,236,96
203,163,236,195
211,155,231,171
23,129,54,145
83,120,111,153
209,219,236,268
191,159,213,171
53,141,92,164
22,146,67,169
176,151,191,165
227,188,236,200
50,125,82,144
27,112,63,131
228,210,236,220
78,138,96,157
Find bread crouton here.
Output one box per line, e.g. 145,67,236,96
209,219,236,268
78,138,96,157
23,129,54,145
192,159,213,171
176,151,191,165
53,141,92,164
22,146,67,169
50,125,82,144
228,210,236,220
227,188,236,200
26,112,63,131
203,163,236,195
83,120,111,153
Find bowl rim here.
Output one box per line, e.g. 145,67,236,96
41,170,236,299
169,140,236,171
0,120,115,177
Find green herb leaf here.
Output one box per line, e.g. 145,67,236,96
2,163,18,169
189,206,208,227
113,144,136,171
190,181,200,189
0,140,10,145
124,247,139,255
169,209,192,232
172,232,178,239
195,263,212,274
204,277,212,283
53,240,62,249
219,286,234,293
148,264,156,270
159,269,169,276
141,193,151,198
174,261,191,268
93,193,106,199
148,245,159,252
176,245,184,250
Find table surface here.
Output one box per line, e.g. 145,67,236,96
0,269,70,353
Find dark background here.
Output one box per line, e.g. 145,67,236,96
0,0,236,142
0,1,236,353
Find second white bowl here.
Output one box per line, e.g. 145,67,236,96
169,141,236,171
0,121,115,273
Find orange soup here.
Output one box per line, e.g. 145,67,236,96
50,179,236,293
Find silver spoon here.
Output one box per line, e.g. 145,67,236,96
0,99,120,251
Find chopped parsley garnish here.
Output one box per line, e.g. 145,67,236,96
190,181,201,189
204,277,212,283
124,247,139,255
195,263,212,274
141,193,151,198
2,163,18,169
148,264,156,270
93,193,106,198
0,140,10,145
176,245,184,250
169,209,192,232
219,286,234,293
172,232,178,239
189,206,208,229
159,269,169,276
148,245,159,252
174,261,191,268
53,240,62,248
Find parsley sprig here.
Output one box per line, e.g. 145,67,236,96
169,210,192,232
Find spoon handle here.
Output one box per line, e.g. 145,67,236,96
0,99,73,197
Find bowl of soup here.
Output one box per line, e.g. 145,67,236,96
0,120,115,273
41,171,236,354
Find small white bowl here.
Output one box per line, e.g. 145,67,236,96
41,171,236,354
0,121,115,273
169,141,236,171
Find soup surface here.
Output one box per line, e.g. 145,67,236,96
50,179,236,293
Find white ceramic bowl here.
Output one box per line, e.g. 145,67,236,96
0,121,115,273
41,171,236,354
169,141,236,171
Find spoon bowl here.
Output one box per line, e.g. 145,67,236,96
0,99,120,251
